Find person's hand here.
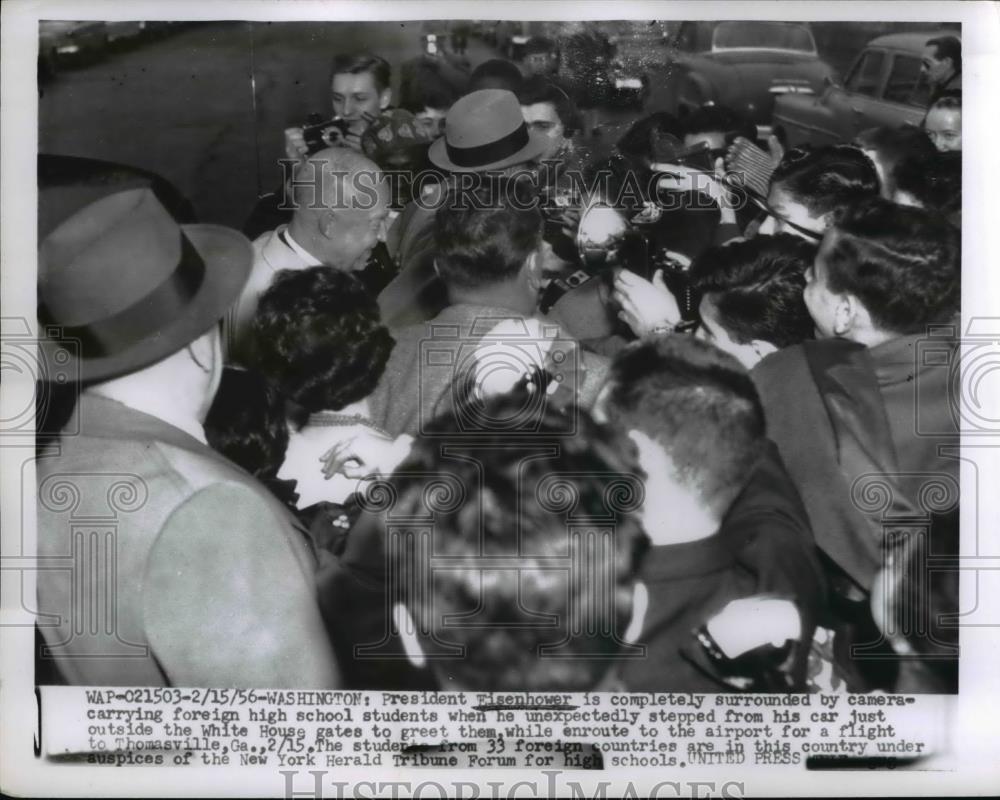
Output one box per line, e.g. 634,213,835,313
612,267,682,336
284,126,308,161
654,160,733,208
320,432,414,479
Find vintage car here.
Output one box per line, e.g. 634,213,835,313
772,31,954,147
666,21,836,138
39,20,109,73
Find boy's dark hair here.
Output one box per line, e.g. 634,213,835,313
603,336,766,519
251,267,394,426
433,179,543,290
927,36,962,74
468,58,524,93
400,78,459,114
853,125,939,195
390,393,647,691
330,53,391,93
205,367,289,481
825,197,960,335
893,150,962,219
771,144,880,219
690,234,817,349
515,75,582,138
681,104,756,144
928,91,962,113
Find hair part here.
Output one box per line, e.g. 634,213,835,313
825,197,960,335
690,234,817,349
604,336,767,519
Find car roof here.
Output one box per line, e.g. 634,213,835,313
867,30,960,52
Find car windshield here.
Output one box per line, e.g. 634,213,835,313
712,22,816,53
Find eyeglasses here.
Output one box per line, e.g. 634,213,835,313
745,190,824,243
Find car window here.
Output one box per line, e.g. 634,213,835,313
845,50,886,97
883,54,931,106
712,21,815,53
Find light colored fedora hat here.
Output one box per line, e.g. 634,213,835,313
38,187,252,382
428,89,550,172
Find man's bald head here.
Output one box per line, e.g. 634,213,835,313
288,147,390,271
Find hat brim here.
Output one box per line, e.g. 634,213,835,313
40,223,253,384
428,129,552,173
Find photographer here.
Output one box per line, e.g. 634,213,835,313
284,53,392,160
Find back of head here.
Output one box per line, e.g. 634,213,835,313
515,74,583,137
893,150,962,219
690,234,817,349
603,336,766,519
824,197,960,335
290,146,382,213
853,125,938,195
330,52,391,93
469,58,524,93
929,91,962,114
251,267,394,424
390,393,647,691
771,144,880,219
433,178,543,291
204,367,289,480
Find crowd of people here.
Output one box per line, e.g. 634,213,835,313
36,30,961,696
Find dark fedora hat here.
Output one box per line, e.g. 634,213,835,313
38,187,252,382
428,89,550,172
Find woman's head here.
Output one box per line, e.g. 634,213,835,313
757,145,880,240
923,92,962,152
251,267,395,423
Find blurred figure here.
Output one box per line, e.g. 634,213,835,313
359,109,433,209
228,148,389,363
285,53,392,160
681,104,757,159
753,198,960,690
754,145,880,241
600,335,811,691
468,58,524,93
522,36,560,79
923,92,962,152
921,35,962,103
389,394,649,691
870,528,959,693
36,188,338,687
853,124,939,199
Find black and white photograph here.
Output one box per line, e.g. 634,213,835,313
1,1,998,796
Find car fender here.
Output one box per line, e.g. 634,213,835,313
772,93,843,148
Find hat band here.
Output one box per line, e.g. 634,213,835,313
446,122,531,168
40,233,207,359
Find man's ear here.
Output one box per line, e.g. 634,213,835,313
379,89,392,111
319,210,339,240
834,293,863,337
392,603,426,668
432,258,441,278
624,582,648,644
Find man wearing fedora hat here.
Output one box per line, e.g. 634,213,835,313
36,188,340,687
378,89,553,329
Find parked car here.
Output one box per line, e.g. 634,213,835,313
105,21,148,48
666,21,836,138
772,30,953,147
39,20,108,73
